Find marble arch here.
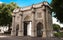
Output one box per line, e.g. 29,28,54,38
11,2,53,38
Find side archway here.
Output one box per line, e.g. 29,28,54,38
37,22,43,37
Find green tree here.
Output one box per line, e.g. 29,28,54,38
0,2,19,26
0,2,19,34
51,0,63,23
53,24,60,32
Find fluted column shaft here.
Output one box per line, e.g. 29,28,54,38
42,6,47,38
11,15,16,36
31,8,37,37
45,6,52,40
18,12,24,36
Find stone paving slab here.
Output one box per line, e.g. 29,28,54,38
0,36,9,38
0,36,44,40
0,36,63,40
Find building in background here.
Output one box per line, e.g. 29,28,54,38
0,26,9,34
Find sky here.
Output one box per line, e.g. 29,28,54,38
0,0,52,7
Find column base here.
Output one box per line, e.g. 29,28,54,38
42,31,46,38
31,30,37,37
18,31,24,36
11,30,16,36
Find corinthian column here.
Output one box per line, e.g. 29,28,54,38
11,14,16,36
18,12,24,36
42,5,47,38
31,7,37,37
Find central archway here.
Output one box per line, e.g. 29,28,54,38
37,22,43,37
24,21,32,36
23,15,32,36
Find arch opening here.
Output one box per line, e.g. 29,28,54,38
37,22,43,37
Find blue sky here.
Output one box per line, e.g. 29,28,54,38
0,0,52,7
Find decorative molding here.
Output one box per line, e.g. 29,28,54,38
13,2,52,13
12,14,15,17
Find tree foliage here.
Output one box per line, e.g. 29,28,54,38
51,0,63,23
53,24,60,32
0,2,19,26
54,32,63,38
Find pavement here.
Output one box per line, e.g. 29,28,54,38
0,36,63,40
0,36,44,40
0,35,9,38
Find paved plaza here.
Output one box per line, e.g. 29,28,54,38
0,36,43,40
0,36,63,40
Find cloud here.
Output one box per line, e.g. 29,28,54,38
52,17,63,27
52,17,60,24
0,1,2,4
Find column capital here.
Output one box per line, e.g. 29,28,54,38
19,13,23,16
12,14,15,17
42,6,46,11
19,11,23,16
32,8,36,13
31,5,36,13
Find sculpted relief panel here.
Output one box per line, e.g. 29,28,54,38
37,12,42,18
35,8,43,20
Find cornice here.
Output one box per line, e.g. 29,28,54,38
13,2,52,13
